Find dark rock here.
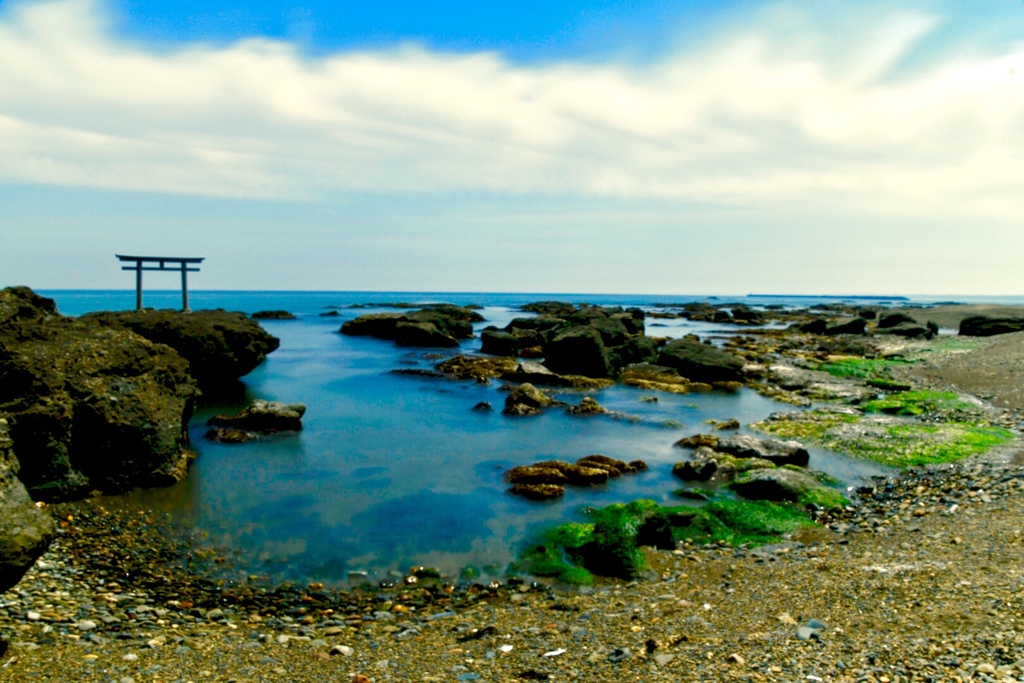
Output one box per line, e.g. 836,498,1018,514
0,418,56,592
521,301,576,316
877,312,917,329
656,338,744,383
251,310,296,320
796,319,827,334
1,288,200,501
505,466,569,485
509,484,565,501
401,310,474,339
319,310,341,317
959,315,1024,337
506,361,575,388
83,308,280,390
674,434,719,449
672,459,718,481
563,465,610,486
607,336,659,369
824,318,867,336
340,307,477,347
567,397,607,415
576,454,646,476
471,401,493,412
419,304,485,323
543,326,612,378
207,399,306,433
713,434,809,467
502,383,555,416
204,427,257,444
394,321,459,348
340,313,405,338
729,468,825,503
883,322,934,339
480,329,520,356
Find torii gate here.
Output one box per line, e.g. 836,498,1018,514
116,255,204,312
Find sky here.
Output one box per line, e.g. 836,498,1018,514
1,0,1023,295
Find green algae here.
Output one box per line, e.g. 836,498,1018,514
862,390,975,417
817,357,915,380
754,410,1014,468
751,412,858,440
519,498,816,583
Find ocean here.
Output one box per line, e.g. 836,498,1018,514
37,290,973,585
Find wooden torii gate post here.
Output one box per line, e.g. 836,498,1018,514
116,255,204,312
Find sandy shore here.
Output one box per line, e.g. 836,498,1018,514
4,320,1024,683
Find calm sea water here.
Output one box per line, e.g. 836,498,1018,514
38,289,969,585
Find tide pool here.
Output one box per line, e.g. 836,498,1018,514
43,290,895,584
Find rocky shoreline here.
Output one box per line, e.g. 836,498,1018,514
4,292,1024,681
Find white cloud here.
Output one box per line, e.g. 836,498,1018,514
0,0,1022,219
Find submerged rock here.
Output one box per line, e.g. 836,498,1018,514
207,400,306,433
251,310,296,320
509,484,565,501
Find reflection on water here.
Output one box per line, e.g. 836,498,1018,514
48,291,896,584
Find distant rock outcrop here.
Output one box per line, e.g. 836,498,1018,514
340,306,482,348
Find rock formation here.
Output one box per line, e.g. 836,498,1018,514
0,418,56,593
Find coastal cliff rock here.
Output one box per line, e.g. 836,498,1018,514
82,309,280,389
0,418,55,593
0,287,200,501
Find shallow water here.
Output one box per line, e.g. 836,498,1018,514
44,290,896,584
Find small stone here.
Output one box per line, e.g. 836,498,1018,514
607,647,632,663
26,611,41,621
727,653,745,665
976,663,996,674
795,626,820,641
654,654,676,666
330,644,355,656
76,620,97,631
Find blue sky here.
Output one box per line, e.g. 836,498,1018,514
2,0,1024,294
